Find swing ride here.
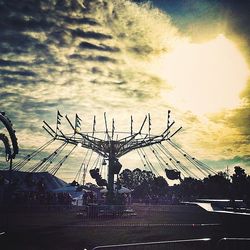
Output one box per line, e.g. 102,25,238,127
9,110,217,204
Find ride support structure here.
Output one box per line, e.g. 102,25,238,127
42,110,182,204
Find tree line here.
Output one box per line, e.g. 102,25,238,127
118,166,250,205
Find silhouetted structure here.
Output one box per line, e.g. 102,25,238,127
41,111,183,203
11,111,217,205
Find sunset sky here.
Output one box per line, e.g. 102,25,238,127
0,0,249,182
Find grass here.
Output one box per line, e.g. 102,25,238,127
0,205,225,250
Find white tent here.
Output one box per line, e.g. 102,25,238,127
100,185,132,194
71,190,95,206
52,184,88,198
71,193,85,206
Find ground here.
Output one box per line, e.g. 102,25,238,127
0,204,237,250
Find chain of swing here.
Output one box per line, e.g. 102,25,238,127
12,138,56,171
11,139,75,176
11,134,217,185
11,136,107,186
135,139,217,181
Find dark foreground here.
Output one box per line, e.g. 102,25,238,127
0,204,249,250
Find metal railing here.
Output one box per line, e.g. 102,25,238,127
92,238,212,250
216,238,250,250
77,204,220,227
0,204,221,232
92,238,250,250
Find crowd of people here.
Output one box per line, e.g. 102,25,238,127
133,193,180,205
1,166,250,209
1,190,73,206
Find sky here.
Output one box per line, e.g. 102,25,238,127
0,0,249,183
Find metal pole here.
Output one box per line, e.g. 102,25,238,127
6,157,13,232
107,141,115,204
9,158,12,185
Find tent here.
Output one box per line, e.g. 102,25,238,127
71,193,85,206
52,184,89,198
100,185,132,194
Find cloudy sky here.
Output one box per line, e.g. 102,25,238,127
0,0,249,182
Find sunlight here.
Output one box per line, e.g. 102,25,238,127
155,34,249,115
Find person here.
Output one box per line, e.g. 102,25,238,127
82,191,88,205
88,191,94,204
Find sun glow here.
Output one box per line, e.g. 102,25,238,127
154,35,249,115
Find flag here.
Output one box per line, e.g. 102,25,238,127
75,114,82,132
112,118,115,138
92,115,96,136
56,110,63,129
93,116,96,131
131,115,133,135
167,110,171,128
148,113,151,133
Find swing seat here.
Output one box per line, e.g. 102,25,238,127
90,168,100,179
165,169,181,180
96,177,108,187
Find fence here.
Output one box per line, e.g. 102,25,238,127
77,204,220,227
0,203,221,229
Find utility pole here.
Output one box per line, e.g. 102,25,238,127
226,165,229,179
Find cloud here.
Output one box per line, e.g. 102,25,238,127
0,69,37,77
0,59,30,67
71,29,112,40
148,0,250,60
1,17,55,32
69,54,117,63
79,41,120,52
204,155,250,171
207,79,250,147
0,0,249,176
63,16,100,26
0,32,42,54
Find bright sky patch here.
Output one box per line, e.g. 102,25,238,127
155,35,249,114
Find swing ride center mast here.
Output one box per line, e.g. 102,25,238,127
43,111,182,204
